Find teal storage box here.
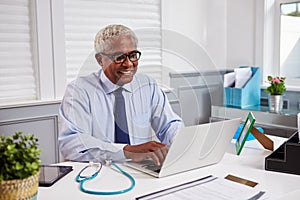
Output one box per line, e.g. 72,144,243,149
224,67,261,108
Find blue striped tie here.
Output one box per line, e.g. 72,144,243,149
114,87,130,144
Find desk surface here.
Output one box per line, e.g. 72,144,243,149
211,105,298,129
38,136,300,200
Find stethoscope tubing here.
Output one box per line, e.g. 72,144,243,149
76,162,135,195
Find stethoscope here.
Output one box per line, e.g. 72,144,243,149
75,160,135,195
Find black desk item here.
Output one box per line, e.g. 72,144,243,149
265,132,300,175
39,165,73,187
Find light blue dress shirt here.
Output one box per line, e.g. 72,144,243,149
59,69,184,162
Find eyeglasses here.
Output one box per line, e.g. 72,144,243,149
100,50,141,64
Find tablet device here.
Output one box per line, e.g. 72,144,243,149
235,112,256,155
39,165,73,187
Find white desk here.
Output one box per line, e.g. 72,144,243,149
38,136,300,200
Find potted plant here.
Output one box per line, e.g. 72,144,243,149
264,75,286,113
0,131,41,200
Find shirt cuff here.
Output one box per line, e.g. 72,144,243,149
112,143,128,161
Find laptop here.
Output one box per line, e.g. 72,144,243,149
124,118,241,178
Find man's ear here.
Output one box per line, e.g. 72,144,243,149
95,53,103,66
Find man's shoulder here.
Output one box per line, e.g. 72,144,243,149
68,71,100,89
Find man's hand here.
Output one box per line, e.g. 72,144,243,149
123,141,169,166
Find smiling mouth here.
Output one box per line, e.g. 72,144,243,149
119,70,133,75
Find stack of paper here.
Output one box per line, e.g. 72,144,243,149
224,67,252,88
136,175,268,200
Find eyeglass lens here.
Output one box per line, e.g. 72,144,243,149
114,51,141,63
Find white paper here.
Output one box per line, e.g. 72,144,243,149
137,176,267,200
224,72,235,87
234,67,252,88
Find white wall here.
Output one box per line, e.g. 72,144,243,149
162,0,259,84
226,0,256,69
161,0,227,85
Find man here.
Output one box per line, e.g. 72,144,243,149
59,24,183,166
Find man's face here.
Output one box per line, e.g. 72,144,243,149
97,35,139,86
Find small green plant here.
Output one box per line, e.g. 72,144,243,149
0,131,41,182
264,75,286,95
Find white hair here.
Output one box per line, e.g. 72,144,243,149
94,24,138,53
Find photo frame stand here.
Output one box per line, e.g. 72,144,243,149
235,112,274,155
250,126,274,151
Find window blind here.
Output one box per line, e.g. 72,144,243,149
0,0,37,103
64,0,162,84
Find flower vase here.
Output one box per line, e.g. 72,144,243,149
268,95,283,113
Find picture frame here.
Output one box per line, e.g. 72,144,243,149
235,112,256,155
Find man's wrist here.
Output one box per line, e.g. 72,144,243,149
123,145,131,158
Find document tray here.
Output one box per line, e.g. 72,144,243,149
265,132,300,175
224,67,261,108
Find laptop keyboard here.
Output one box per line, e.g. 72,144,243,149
139,159,161,173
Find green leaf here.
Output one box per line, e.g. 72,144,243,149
15,162,23,170
0,131,41,181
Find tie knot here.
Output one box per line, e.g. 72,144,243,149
114,87,123,96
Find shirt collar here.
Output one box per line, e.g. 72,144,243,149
99,70,133,94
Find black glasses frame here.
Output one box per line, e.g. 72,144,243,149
99,50,141,64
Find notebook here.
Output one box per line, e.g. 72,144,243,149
124,118,241,178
